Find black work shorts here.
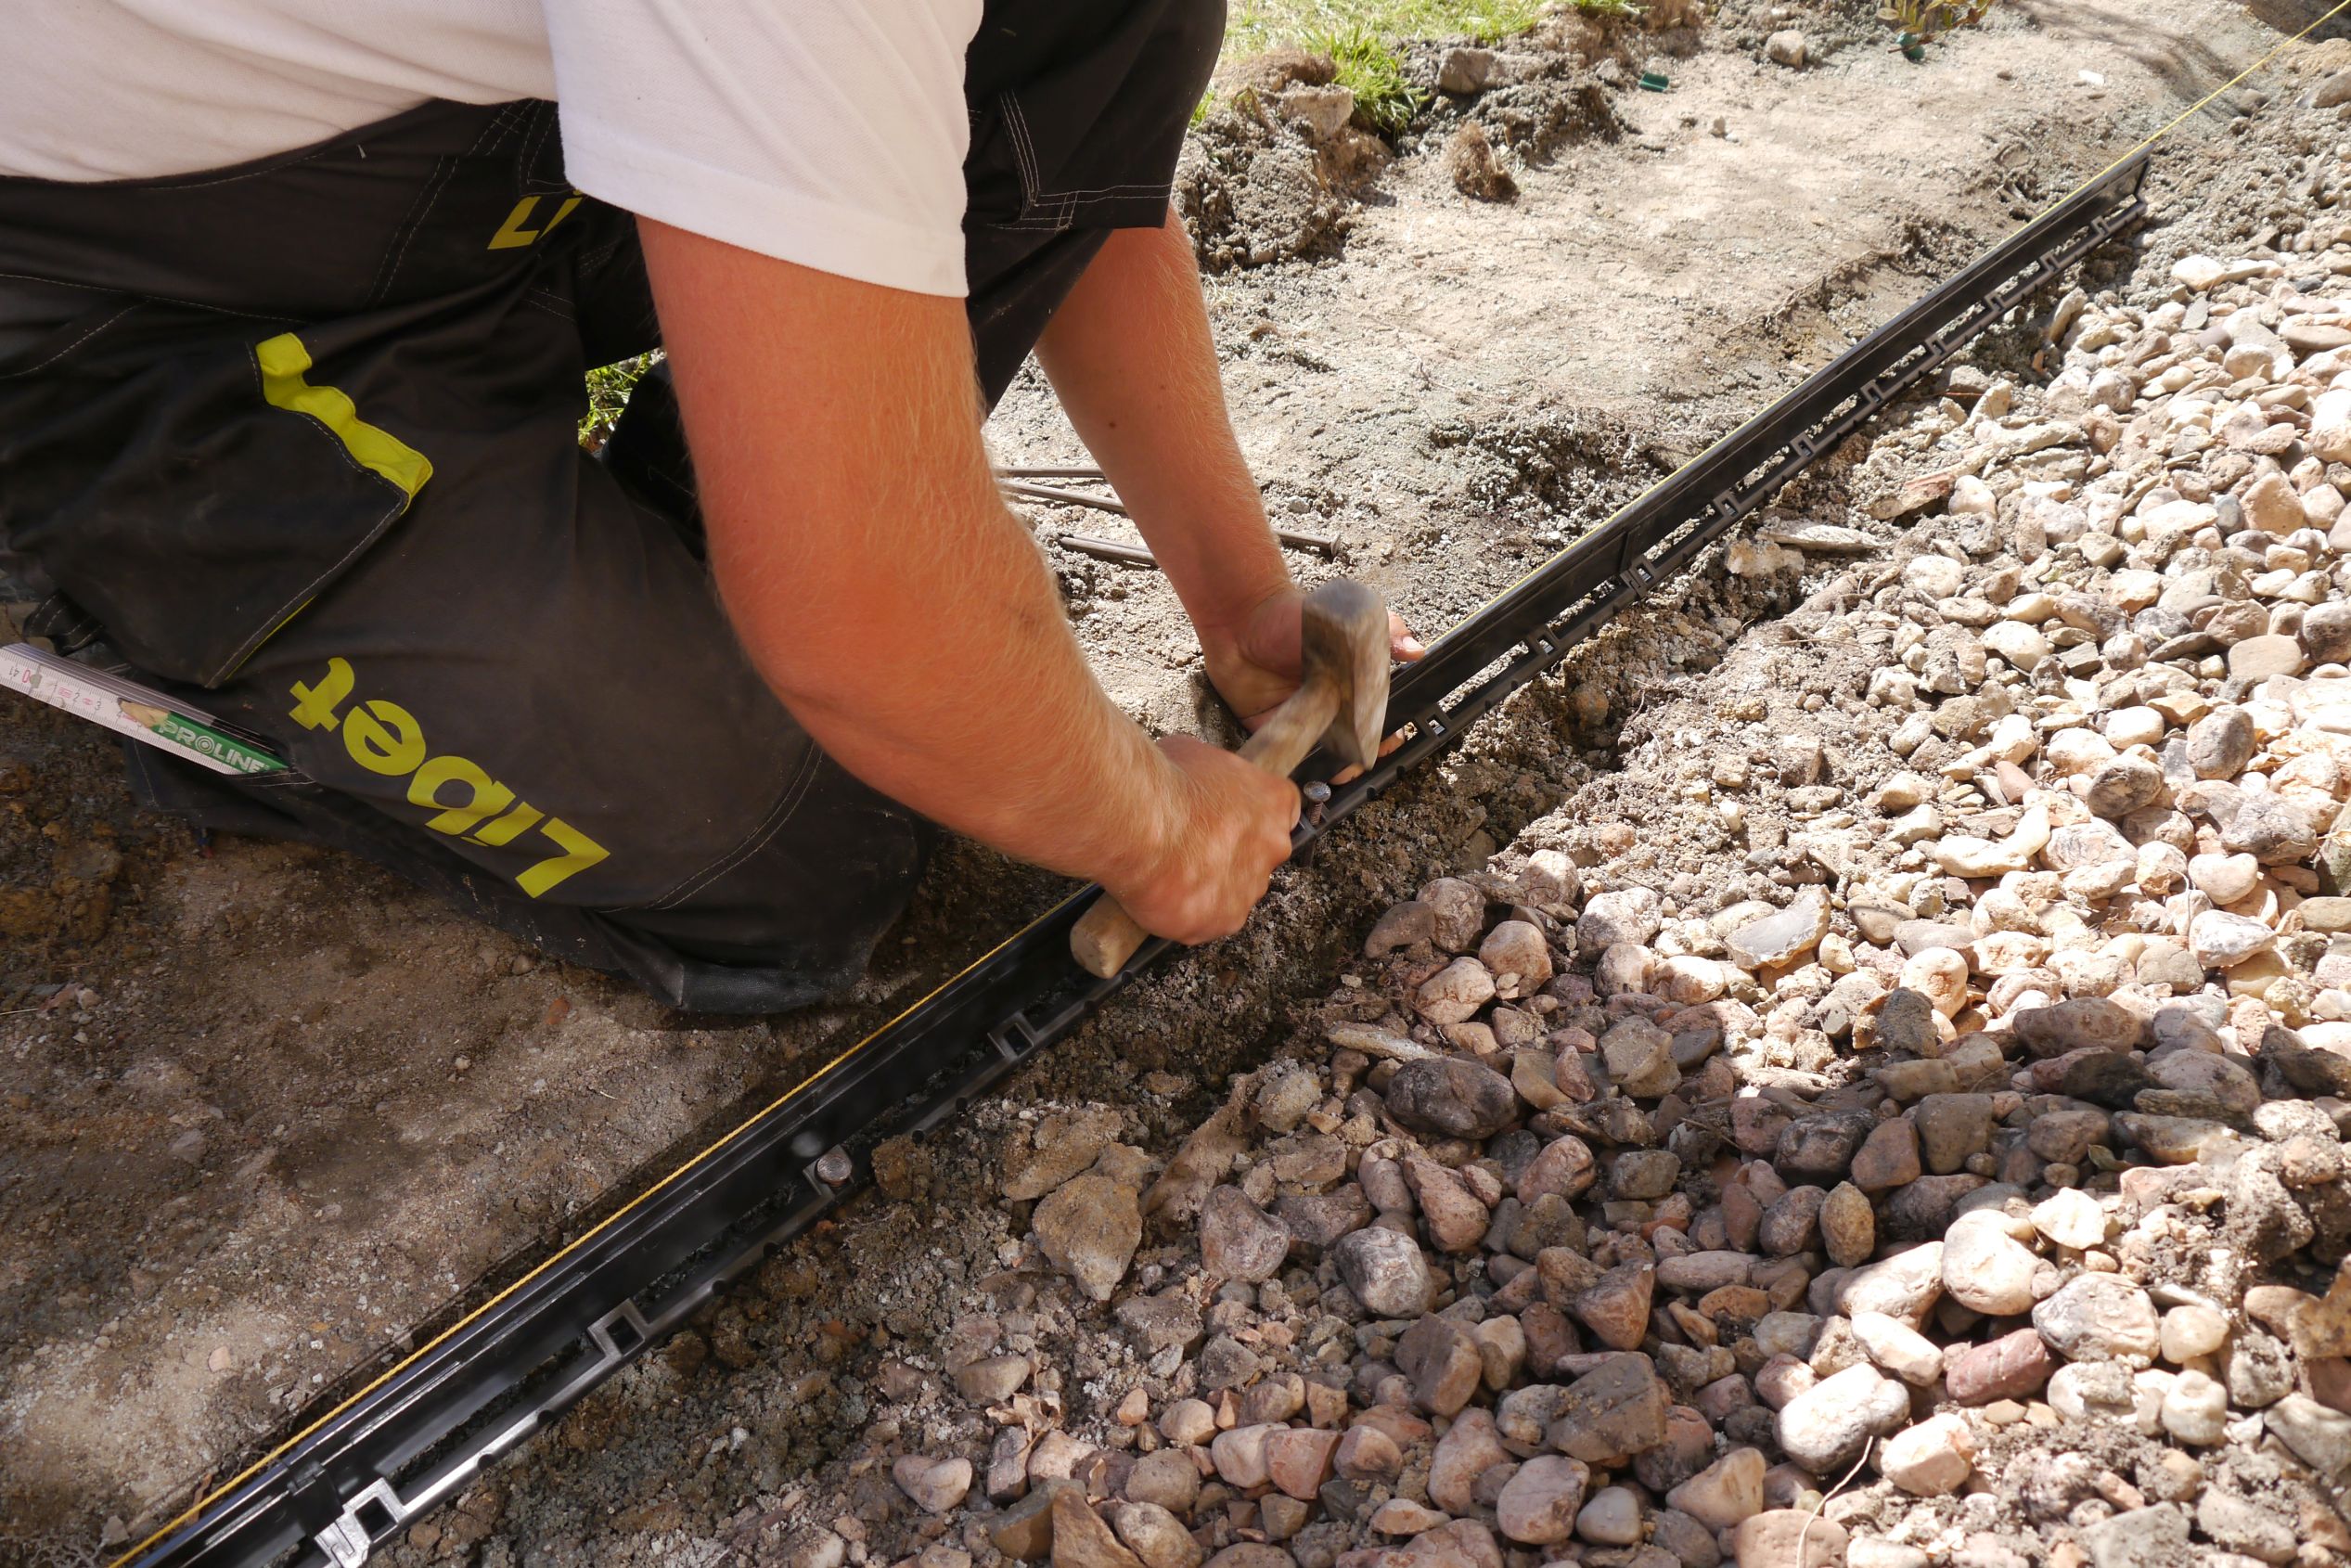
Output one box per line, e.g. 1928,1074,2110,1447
0,0,1224,1012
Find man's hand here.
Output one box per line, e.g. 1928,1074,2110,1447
1106,737,1300,945
1032,211,1424,776
1203,585,1426,732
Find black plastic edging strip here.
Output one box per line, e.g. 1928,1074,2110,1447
121,150,2146,1568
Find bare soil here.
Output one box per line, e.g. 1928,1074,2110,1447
0,1,2323,1561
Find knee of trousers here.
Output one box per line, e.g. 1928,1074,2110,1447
605,752,936,984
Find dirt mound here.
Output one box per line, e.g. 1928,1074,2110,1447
1705,0,1892,61
1181,31,1628,271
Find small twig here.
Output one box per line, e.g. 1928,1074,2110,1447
1798,1435,1873,1562
1000,478,1131,517
999,478,1340,556
1059,533,1158,568
994,465,1106,481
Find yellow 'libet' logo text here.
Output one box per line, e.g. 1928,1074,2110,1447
289,658,609,898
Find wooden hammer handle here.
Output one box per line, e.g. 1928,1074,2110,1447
1070,675,1337,980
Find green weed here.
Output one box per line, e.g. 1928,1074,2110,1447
580,351,661,449
1228,0,1547,58
1304,23,1425,134
1878,0,2000,45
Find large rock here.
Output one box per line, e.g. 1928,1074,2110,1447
1574,1485,1642,1547
1819,1183,1875,1269
1579,888,1662,949
1110,1504,1204,1568
1876,1414,1974,1497
1396,1315,1484,1417
1849,1119,1922,1193
1388,1058,1518,1138
1551,1354,1672,1465
1835,1243,1944,1329
1416,956,1497,1025
2190,910,2275,969
2223,794,2317,865
1665,1446,1766,1529
2185,707,2255,779
1003,1108,1122,1200
1200,1186,1291,1282
2085,756,2164,820
1404,1155,1490,1253
1851,1311,1943,1387
1335,1227,1434,1317
2034,1275,2160,1366
2267,1394,2351,1478
1728,893,1831,970
894,1455,973,1514
1516,1136,1597,1202
2079,1505,2189,1568
1495,1456,1590,1545
1733,1510,1846,1568
2031,1189,2107,1251
1479,920,1554,996
1940,1211,2038,1317
2302,601,2351,666
2195,1488,2297,1564
2013,997,2139,1057
1035,1173,1142,1301
993,1481,1075,1561
1777,1364,1911,1473
1265,1428,1341,1501
1429,1408,1511,1513
2228,635,2305,683
1912,1094,1994,1174
1600,1016,1681,1099
1051,1485,1148,1568
1778,1112,1873,1182
1574,1263,1655,1352
1945,1327,2055,1404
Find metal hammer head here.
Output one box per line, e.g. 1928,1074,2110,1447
1299,579,1392,770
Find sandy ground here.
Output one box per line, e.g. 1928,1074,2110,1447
0,1,2326,1560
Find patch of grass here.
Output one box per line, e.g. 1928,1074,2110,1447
1304,22,1427,134
1878,0,2000,45
1227,0,1548,58
1216,0,1644,133
580,351,661,449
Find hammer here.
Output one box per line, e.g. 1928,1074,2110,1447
1070,579,1394,979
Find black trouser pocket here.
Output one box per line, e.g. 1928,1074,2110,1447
0,308,433,688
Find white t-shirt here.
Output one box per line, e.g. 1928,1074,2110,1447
0,0,983,297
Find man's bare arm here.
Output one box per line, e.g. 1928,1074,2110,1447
1035,207,1421,726
637,221,1297,945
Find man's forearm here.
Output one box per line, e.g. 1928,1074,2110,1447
1035,208,1292,649
640,222,1178,891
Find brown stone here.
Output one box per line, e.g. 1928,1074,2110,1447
1944,1328,2055,1406
1265,1427,1341,1500
1731,1508,1847,1567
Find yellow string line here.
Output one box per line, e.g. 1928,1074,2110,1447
2039,0,2351,221
114,887,1095,1563
117,5,2351,1562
